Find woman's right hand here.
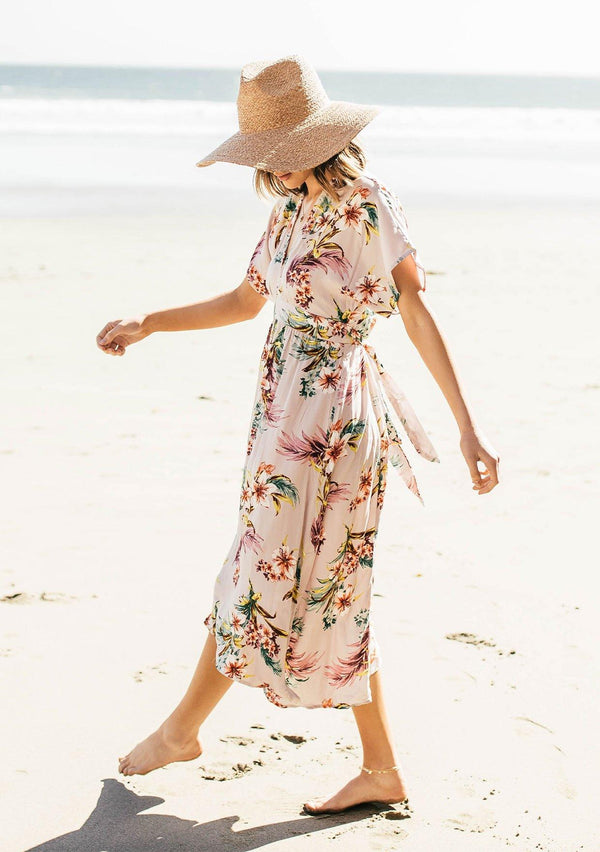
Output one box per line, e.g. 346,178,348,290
96,315,152,356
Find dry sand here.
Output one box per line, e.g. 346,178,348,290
1,190,598,851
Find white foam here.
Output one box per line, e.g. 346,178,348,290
1,98,600,143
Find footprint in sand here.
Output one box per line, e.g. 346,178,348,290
0,591,78,605
199,735,266,782
132,662,170,683
446,631,496,647
270,732,314,745
446,631,516,656
219,735,255,747
198,762,256,781
335,743,358,753
443,806,498,834
202,729,315,782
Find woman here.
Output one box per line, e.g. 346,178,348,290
96,54,499,815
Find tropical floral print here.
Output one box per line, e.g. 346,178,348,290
204,170,440,709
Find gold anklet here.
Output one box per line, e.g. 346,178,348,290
361,764,401,774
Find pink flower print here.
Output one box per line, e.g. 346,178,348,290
247,265,268,296
355,272,385,305
317,369,341,391
285,630,322,682
295,268,311,286
322,427,349,475
223,656,247,679
256,558,276,581
335,588,354,613
256,462,276,476
252,478,270,504
358,537,374,562
342,549,361,577
230,612,243,632
244,620,262,648
328,318,348,337
349,468,373,510
263,685,287,707
295,282,314,309
272,544,295,580
313,209,335,230
325,626,371,688
251,463,277,506
340,196,369,232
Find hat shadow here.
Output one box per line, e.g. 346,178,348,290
24,778,391,851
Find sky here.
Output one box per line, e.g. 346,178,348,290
1,0,599,77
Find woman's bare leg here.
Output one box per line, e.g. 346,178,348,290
303,669,409,813
118,631,234,776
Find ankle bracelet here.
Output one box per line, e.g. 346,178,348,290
361,764,401,774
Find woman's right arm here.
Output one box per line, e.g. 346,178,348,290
96,277,267,356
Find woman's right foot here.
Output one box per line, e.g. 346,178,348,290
118,720,202,776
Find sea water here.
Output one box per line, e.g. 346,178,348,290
1,64,599,213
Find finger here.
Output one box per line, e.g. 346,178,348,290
478,475,497,493
96,322,113,341
101,329,118,346
482,456,499,487
466,457,483,485
99,339,121,353
96,321,117,343
98,322,121,346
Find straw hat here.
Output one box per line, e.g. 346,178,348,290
195,54,381,173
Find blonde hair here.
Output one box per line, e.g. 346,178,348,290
253,140,367,203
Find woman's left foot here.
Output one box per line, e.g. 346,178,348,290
303,770,410,815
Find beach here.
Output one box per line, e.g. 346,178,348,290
1,96,599,849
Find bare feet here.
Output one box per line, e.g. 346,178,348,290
303,769,410,815
118,721,202,776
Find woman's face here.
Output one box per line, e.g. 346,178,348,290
271,168,313,190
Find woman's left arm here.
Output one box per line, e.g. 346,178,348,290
392,256,500,495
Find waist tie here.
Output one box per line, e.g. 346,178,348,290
362,342,440,506
272,302,440,506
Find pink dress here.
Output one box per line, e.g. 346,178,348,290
204,170,440,709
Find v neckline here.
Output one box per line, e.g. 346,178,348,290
281,190,329,265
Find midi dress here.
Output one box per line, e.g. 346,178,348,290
204,169,440,710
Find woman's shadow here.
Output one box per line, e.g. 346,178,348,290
25,778,398,851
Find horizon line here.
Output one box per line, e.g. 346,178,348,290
0,62,598,81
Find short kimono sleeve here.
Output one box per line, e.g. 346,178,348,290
245,201,279,297
349,182,426,318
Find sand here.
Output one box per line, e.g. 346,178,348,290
1,188,598,851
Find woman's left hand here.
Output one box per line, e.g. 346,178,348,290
459,427,500,495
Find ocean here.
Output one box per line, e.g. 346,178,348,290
1,63,599,213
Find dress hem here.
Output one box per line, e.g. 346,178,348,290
204,618,382,710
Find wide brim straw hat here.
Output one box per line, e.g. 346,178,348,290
195,53,381,173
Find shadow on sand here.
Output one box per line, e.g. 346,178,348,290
25,778,395,850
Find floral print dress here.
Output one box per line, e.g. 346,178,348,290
204,170,440,709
